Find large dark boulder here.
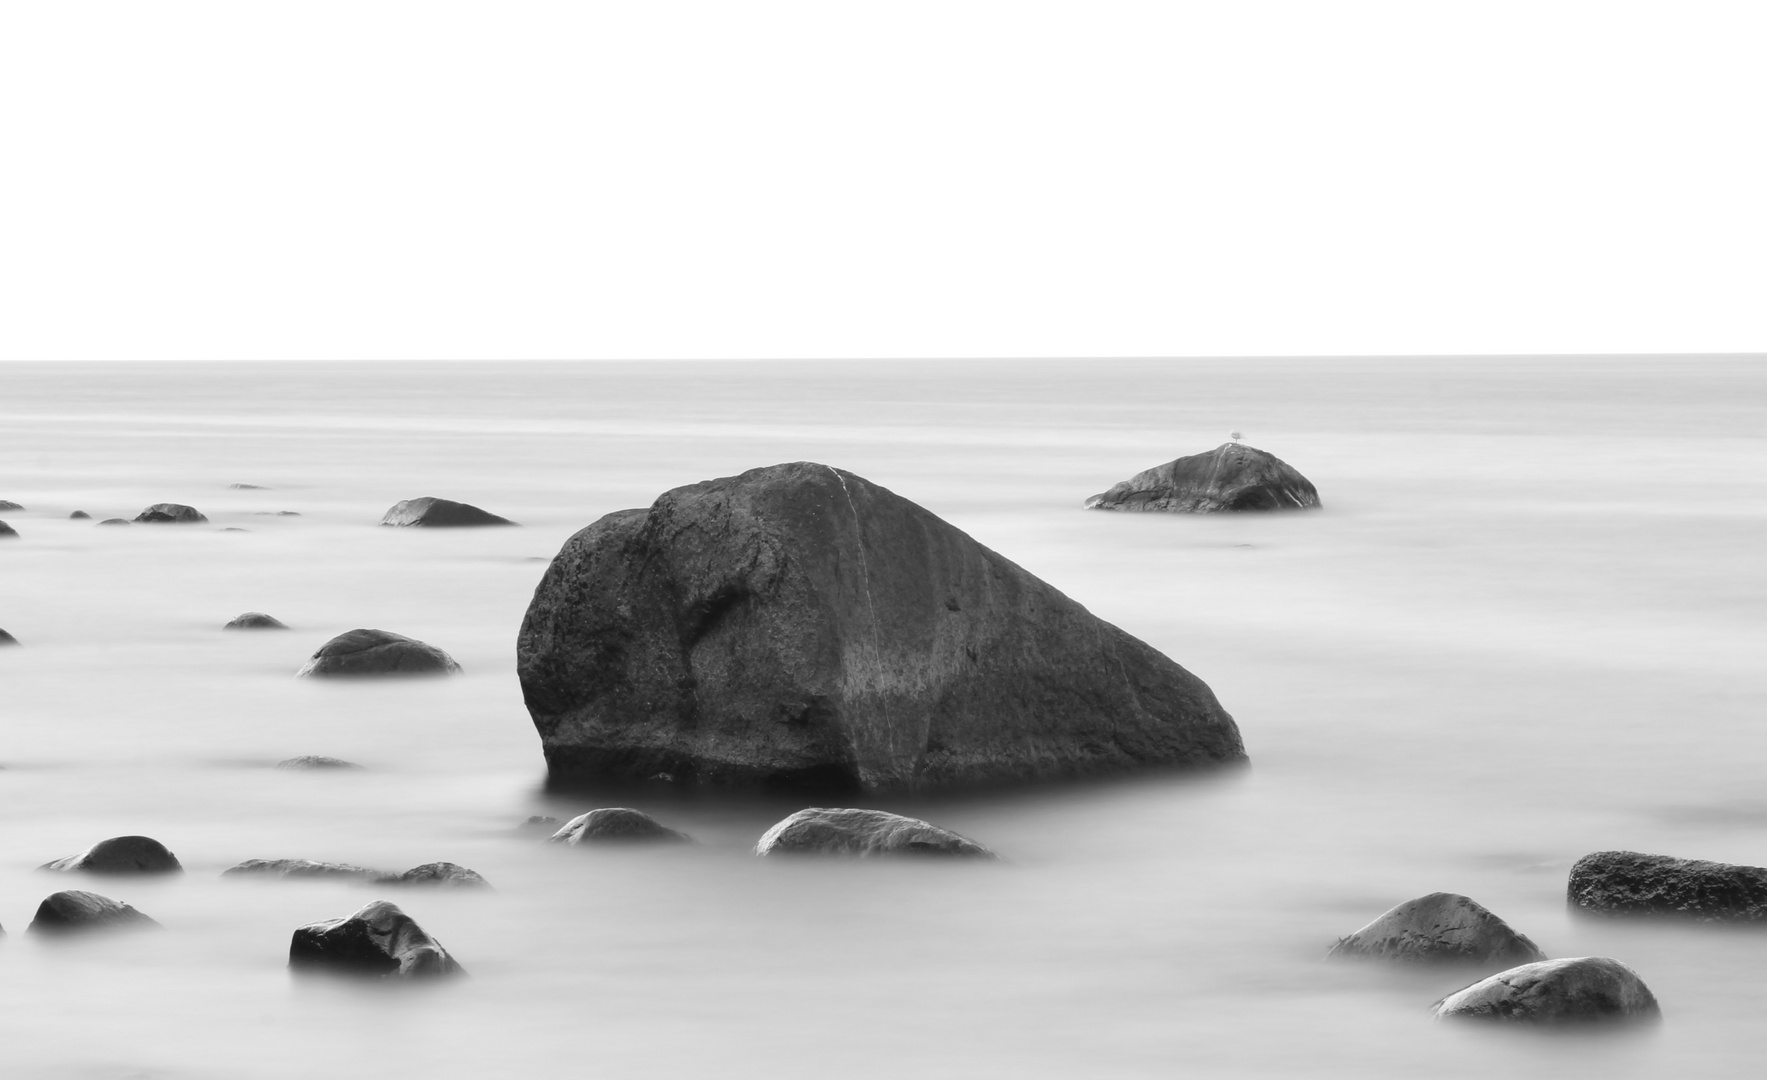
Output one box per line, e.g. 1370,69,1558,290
1085,443,1320,513
548,808,693,845
40,835,183,874
296,629,461,677
1432,957,1661,1025
518,462,1243,793
134,503,208,524
1569,850,1767,921
224,859,388,882
289,900,465,979
28,890,161,935
1327,892,1545,965
755,807,995,858
380,497,516,527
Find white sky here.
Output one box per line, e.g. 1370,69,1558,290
1,1,1762,361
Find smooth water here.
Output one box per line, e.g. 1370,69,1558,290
2,358,1765,1078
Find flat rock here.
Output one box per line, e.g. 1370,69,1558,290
226,611,289,630
1432,956,1661,1025
1085,443,1321,513
69,510,91,519
223,858,387,882
518,462,1244,793
97,518,130,526
289,900,465,979
548,808,693,845
40,835,183,874
1327,892,1545,965
134,503,208,524
380,497,516,528
1568,849,1767,920
755,807,996,858
0,521,16,539
376,862,491,888
275,755,362,769
296,628,461,677
27,890,162,935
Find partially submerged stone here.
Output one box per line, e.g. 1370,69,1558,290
134,503,208,524
28,890,162,935
97,518,130,526
69,510,91,519
230,483,268,490
0,628,17,647
40,835,183,875
288,900,464,979
548,808,693,845
226,611,289,630
296,629,461,677
275,755,362,769
0,500,22,511
1085,443,1320,513
224,858,387,882
377,862,491,889
380,497,516,528
755,808,995,858
1568,850,1767,921
1327,892,1545,965
1431,956,1661,1025
0,521,17,539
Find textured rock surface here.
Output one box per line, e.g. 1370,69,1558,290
380,497,516,527
548,808,693,845
224,858,387,882
1085,443,1320,513
1327,892,1545,965
1568,850,1767,920
134,503,208,524
296,629,461,677
40,835,183,874
1432,957,1661,1025
378,862,491,888
289,900,465,979
226,611,289,630
28,890,162,935
275,755,362,769
755,807,995,858
518,462,1243,793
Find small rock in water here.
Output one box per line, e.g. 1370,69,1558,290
224,859,388,882
376,862,492,889
275,755,362,769
0,628,18,647
0,500,23,510
69,510,91,519
1568,849,1767,920
1327,892,1546,965
28,890,162,936
251,510,301,516
380,496,517,528
296,628,462,677
220,527,250,532
97,518,130,526
40,835,183,875
1431,956,1661,1025
755,808,996,858
0,521,17,539
230,483,268,489
133,503,208,524
548,808,693,845
519,815,562,834
289,900,465,979
226,611,290,631
1085,443,1321,513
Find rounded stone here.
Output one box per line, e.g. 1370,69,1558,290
379,497,516,527
295,629,461,677
1327,892,1546,965
288,900,465,979
40,835,183,874
27,890,161,935
548,808,693,845
1432,956,1661,1025
133,503,208,524
755,807,996,858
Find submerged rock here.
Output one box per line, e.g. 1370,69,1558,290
224,858,387,882
520,815,562,834
1327,892,1545,965
548,808,693,845
289,900,464,979
755,808,996,858
275,755,362,770
1431,956,1661,1025
97,518,130,526
226,611,289,630
518,462,1243,793
28,890,161,935
40,835,183,875
296,629,461,677
380,497,516,528
134,503,208,524
69,510,91,519
1085,443,1320,513
1568,850,1767,921
0,521,17,539
230,483,268,490
377,862,491,889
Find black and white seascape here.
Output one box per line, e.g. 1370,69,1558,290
4,357,1767,1077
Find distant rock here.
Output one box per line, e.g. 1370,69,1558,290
251,511,301,516
226,612,289,631
755,808,996,858
0,500,22,511
221,527,250,533
1327,892,1545,965
295,629,461,677
518,462,1244,793
1568,850,1767,921
230,483,268,489
275,755,361,770
380,497,516,528
224,858,386,882
0,521,16,539
520,815,562,834
548,808,693,845
97,518,130,526
134,503,208,524
0,628,17,647
376,862,491,889
1085,443,1320,513
1432,956,1661,1025
69,510,91,519
288,900,465,979
40,835,183,875
27,890,162,936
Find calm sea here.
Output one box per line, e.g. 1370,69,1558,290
2,358,1765,1078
